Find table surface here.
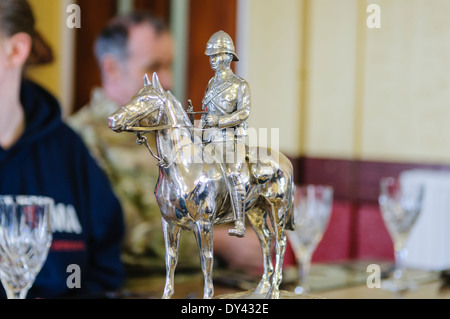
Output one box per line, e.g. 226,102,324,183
120,259,450,299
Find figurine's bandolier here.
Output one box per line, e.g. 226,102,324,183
201,30,251,238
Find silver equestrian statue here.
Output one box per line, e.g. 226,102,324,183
108,33,294,300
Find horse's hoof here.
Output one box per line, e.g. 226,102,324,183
162,291,173,299
254,282,271,295
265,289,280,299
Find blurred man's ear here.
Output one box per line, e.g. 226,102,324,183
100,55,122,82
6,32,32,68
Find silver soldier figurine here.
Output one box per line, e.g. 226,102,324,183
201,30,250,238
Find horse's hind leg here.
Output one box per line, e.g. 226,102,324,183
193,219,214,299
247,206,273,295
266,203,287,299
162,218,181,299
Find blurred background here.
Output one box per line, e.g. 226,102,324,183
25,0,450,270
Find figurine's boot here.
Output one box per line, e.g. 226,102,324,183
228,176,246,238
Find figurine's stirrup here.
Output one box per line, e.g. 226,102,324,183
228,224,245,238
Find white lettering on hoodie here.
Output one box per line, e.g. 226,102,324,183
51,203,82,234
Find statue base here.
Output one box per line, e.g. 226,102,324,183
214,289,322,299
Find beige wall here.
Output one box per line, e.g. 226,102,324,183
238,0,303,158
242,0,450,164
302,0,359,159
27,0,62,102
27,0,75,117
361,0,450,164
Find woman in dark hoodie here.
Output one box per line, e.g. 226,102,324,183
0,0,125,298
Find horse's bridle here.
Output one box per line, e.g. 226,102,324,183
124,94,208,169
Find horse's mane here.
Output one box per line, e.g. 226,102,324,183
166,91,193,128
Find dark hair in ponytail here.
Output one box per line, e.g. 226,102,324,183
0,0,53,65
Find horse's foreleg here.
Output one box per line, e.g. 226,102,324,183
193,219,214,299
247,208,273,295
161,218,181,299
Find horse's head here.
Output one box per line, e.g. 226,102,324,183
109,72,167,132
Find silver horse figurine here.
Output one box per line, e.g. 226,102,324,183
108,72,295,299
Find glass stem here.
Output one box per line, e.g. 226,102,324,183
297,250,312,287
393,246,407,280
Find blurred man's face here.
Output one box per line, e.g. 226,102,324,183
117,22,174,105
0,36,8,82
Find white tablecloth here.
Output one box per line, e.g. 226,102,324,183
399,169,450,271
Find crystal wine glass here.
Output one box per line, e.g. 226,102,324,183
287,184,333,294
378,176,424,294
0,195,53,299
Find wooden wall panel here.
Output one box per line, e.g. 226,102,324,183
73,0,236,115
73,0,117,114
186,0,237,116
134,0,171,23
73,0,171,114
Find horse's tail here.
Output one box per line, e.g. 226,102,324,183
285,172,295,231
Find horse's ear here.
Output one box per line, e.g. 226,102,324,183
144,73,151,86
152,72,164,93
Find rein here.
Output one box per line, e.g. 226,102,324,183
124,124,208,133
130,124,207,169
